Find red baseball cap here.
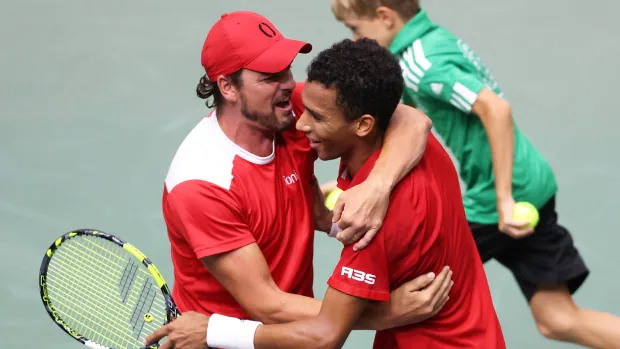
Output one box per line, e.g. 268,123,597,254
201,11,312,81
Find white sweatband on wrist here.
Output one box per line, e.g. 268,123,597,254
206,314,262,349
329,222,341,238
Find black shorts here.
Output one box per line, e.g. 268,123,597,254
468,196,589,302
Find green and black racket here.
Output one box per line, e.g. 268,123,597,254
39,228,180,349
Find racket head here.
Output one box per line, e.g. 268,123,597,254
39,229,179,349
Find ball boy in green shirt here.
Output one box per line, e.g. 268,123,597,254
328,1,620,347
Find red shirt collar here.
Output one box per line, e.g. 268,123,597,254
336,149,382,191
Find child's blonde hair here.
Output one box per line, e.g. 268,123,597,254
331,0,420,21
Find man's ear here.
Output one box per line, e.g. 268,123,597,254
355,114,376,137
217,75,239,103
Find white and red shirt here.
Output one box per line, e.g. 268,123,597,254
328,134,506,349
162,83,317,318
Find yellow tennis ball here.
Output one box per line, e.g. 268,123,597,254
513,202,539,228
325,188,343,210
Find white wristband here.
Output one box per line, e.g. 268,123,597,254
329,222,341,238
206,314,262,349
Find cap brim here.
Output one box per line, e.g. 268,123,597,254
244,38,312,74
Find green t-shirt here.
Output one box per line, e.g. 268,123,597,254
389,9,558,224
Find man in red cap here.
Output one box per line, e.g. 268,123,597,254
157,10,448,347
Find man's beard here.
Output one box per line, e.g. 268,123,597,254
239,94,294,132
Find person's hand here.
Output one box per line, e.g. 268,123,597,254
497,196,534,239
383,266,453,329
332,177,391,251
144,311,210,349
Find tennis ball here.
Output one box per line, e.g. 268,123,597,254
325,188,343,210
513,202,539,228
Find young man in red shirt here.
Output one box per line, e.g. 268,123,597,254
148,38,505,349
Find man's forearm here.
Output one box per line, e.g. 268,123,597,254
352,301,393,330
253,288,368,349
261,290,387,331
371,104,432,190
254,318,341,349
258,290,323,324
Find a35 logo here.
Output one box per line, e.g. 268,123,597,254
341,266,376,285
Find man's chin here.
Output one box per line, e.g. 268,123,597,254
275,115,295,131
317,151,338,162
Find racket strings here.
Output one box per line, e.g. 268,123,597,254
129,271,161,339
45,236,166,349
49,253,150,346
119,255,140,304
48,243,135,347
47,241,144,348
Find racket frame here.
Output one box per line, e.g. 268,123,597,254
39,228,179,349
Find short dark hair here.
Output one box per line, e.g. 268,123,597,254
306,38,403,131
196,70,243,109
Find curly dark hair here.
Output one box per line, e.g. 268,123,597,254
306,38,403,131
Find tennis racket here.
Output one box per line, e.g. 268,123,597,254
39,228,180,349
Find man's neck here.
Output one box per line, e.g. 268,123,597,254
215,107,275,157
344,135,384,178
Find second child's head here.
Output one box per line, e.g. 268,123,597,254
331,0,420,48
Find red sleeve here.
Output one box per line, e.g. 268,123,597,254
164,180,255,259
327,235,390,301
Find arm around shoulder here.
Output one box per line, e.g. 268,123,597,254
372,103,432,189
